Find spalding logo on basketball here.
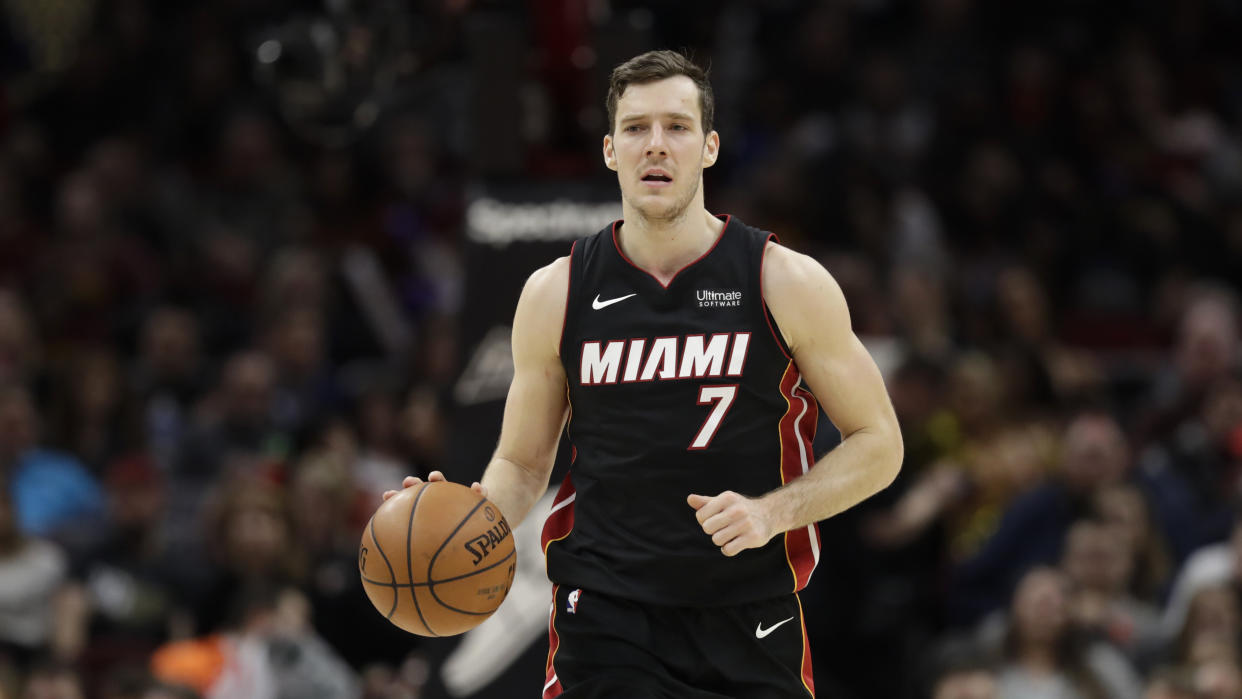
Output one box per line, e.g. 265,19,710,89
359,481,517,637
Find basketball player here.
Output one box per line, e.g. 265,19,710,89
385,50,903,698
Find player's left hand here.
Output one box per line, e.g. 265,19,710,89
687,491,776,557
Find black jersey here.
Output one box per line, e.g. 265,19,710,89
541,215,822,607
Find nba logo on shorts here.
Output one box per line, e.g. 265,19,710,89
567,589,581,614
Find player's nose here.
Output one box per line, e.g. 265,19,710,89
645,125,668,156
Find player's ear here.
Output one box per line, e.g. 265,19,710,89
603,134,618,171
702,130,719,168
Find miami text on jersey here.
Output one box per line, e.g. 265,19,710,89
579,332,751,385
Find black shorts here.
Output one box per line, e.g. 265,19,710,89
542,585,814,699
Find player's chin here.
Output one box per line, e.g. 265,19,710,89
633,198,684,221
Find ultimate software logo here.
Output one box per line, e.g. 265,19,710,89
697,289,743,308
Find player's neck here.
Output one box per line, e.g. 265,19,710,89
616,206,724,286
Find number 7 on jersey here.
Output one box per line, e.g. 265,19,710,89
689,385,739,449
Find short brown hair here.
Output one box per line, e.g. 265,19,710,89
606,50,713,135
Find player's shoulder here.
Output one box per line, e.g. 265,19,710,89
761,240,840,294
514,255,571,358
522,255,571,301
761,240,849,334
761,242,851,353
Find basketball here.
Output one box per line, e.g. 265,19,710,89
358,481,516,637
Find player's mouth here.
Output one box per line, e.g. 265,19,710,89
640,169,673,188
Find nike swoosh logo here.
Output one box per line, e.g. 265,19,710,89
592,293,637,310
755,616,795,639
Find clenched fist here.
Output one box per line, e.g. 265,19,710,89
687,491,777,557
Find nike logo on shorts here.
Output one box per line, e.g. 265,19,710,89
755,616,795,639
592,293,637,310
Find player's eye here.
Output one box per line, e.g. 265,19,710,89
624,125,644,133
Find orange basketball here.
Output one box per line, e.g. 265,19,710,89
358,481,516,637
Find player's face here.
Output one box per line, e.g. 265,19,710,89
603,76,719,222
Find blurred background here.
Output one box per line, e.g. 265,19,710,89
2,0,1242,698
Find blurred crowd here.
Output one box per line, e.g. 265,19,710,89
1,0,1242,698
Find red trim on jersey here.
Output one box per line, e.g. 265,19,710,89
609,215,733,289
760,234,794,360
558,240,576,360
541,474,577,554
796,593,816,697
777,362,820,591
563,386,575,453
543,584,564,698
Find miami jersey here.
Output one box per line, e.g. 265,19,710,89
542,215,821,606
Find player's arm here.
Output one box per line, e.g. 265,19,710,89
690,243,903,555
477,256,571,528
385,256,570,529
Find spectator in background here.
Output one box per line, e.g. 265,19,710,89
176,351,288,479
187,224,263,355
262,306,338,436
1141,369,1242,555
1091,484,1173,608
0,293,39,387
134,684,199,699
950,409,1131,624
357,650,431,699
926,644,998,699
934,669,997,699
18,661,83,699
1136,287,1241,551
169,351,290,545
891,264,955,361
989,567,1143,699
863,416,1058,562
285,447,412,669
150,582,357,699
1165,584,1240,672
56,454,202,688
0,490,68,672
0,168,42,295
1194,657,1242,699
257,248,330,327
860,353,1018,554
1159,582,1242,699
345,383,422,528
47,349,133,475
189,476,301,638
992,265,1102,409
95,668,203,699
940,352,1009,456
397,384,448,479
1060,519,1163,667
129,307,206,471
1163,512,1242,645
29,170,160,348
1144,666,1199,699
200,109,301,252
0,384,104,539
1141,286,1241,449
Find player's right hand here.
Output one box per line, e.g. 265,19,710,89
382,471,488,501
